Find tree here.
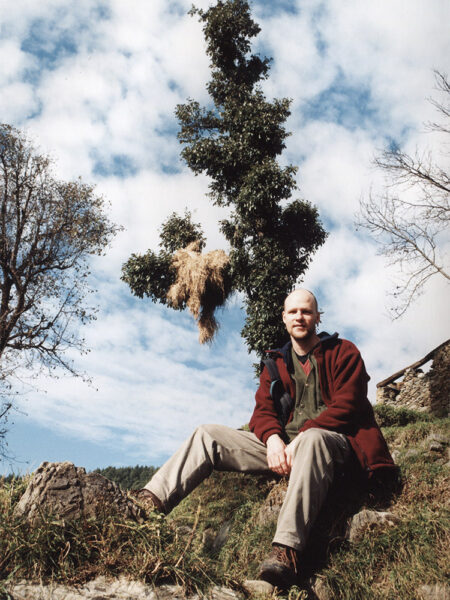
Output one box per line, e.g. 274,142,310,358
357,72,450,318
0,124,120,449
122,0,326,359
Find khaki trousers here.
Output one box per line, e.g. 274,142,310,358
145,425,350,551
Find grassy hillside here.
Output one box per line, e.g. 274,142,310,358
0,406,448,599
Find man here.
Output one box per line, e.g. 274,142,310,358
137,289,395,587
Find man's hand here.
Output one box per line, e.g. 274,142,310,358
266,434,290,476
285,432,303,469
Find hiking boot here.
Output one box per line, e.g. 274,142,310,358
258,544,300,588
130,489,166,514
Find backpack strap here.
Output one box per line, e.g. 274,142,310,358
262,358,294,429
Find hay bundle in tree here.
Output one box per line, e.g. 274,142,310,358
167,240,232,343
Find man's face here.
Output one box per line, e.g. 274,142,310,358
282,291,320,342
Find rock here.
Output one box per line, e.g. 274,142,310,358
202,527,217,550
13,462,145,523
8,577,155,600
427,433,448,446
308,576,332,600
346,509,399,543
210,587,241,599
391,449,400,463
242,580,274,596
418,583,450,600
7,579,243,600
256,479,287,524
202,521,232,553
403,449,421,460
176,525,193,538
212,520,232,553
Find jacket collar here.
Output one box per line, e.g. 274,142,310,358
267,331,339,370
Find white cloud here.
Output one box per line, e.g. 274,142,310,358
293,121,378,223
15,298,255,465
1,0,449,472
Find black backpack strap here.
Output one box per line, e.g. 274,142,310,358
262,358,294,429
262,358,281,391
262,357,279,381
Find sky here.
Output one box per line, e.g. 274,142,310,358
1,0,449,476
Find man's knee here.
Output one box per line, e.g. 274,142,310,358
193,424,235,451
299,428,330,446
293,428,349,467
292,428,336,460
194,423,226,440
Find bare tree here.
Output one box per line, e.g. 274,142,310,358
0,125,120,451
357,71,450,318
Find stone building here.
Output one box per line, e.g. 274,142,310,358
376,339,449,417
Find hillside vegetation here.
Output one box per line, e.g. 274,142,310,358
0,405,448,599
93,465,158,490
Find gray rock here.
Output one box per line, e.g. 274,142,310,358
202,521,232,553
418,583,450,600
427,433,449,447
429,442,444,452
242,580,274,597
13,462,145,523
256,479,287,524
210,587,241,599
212,520,232,553
308,576,331,600
8,576,156,600
7,579,242,600
391,449,401,463
176,525,193,538
347,509,399,543
202,528,217,550
403,448,421,460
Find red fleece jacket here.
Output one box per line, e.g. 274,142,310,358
249,334,395,476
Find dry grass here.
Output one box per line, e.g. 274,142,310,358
167,240,232,343
1,410,448,599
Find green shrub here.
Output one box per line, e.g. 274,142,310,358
374,403,433,427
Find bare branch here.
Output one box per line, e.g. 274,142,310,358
356,72,450,318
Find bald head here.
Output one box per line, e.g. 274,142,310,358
284,289,319,313
282,289,321,352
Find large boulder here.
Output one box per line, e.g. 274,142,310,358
13,461,145,523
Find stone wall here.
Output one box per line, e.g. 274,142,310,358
376,340,449,417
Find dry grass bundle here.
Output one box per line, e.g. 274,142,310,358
167,240,232,343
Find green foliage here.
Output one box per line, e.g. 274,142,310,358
373,404,434,427
93,465,158,490
122,0,327,359
121,250,175,304
159,210,206,254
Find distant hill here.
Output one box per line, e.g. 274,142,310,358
93,464,158,490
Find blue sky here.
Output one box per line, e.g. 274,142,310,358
1,0,449,476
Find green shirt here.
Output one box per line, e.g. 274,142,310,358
284,347,326,442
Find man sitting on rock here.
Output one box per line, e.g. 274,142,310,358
136,288,395,588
